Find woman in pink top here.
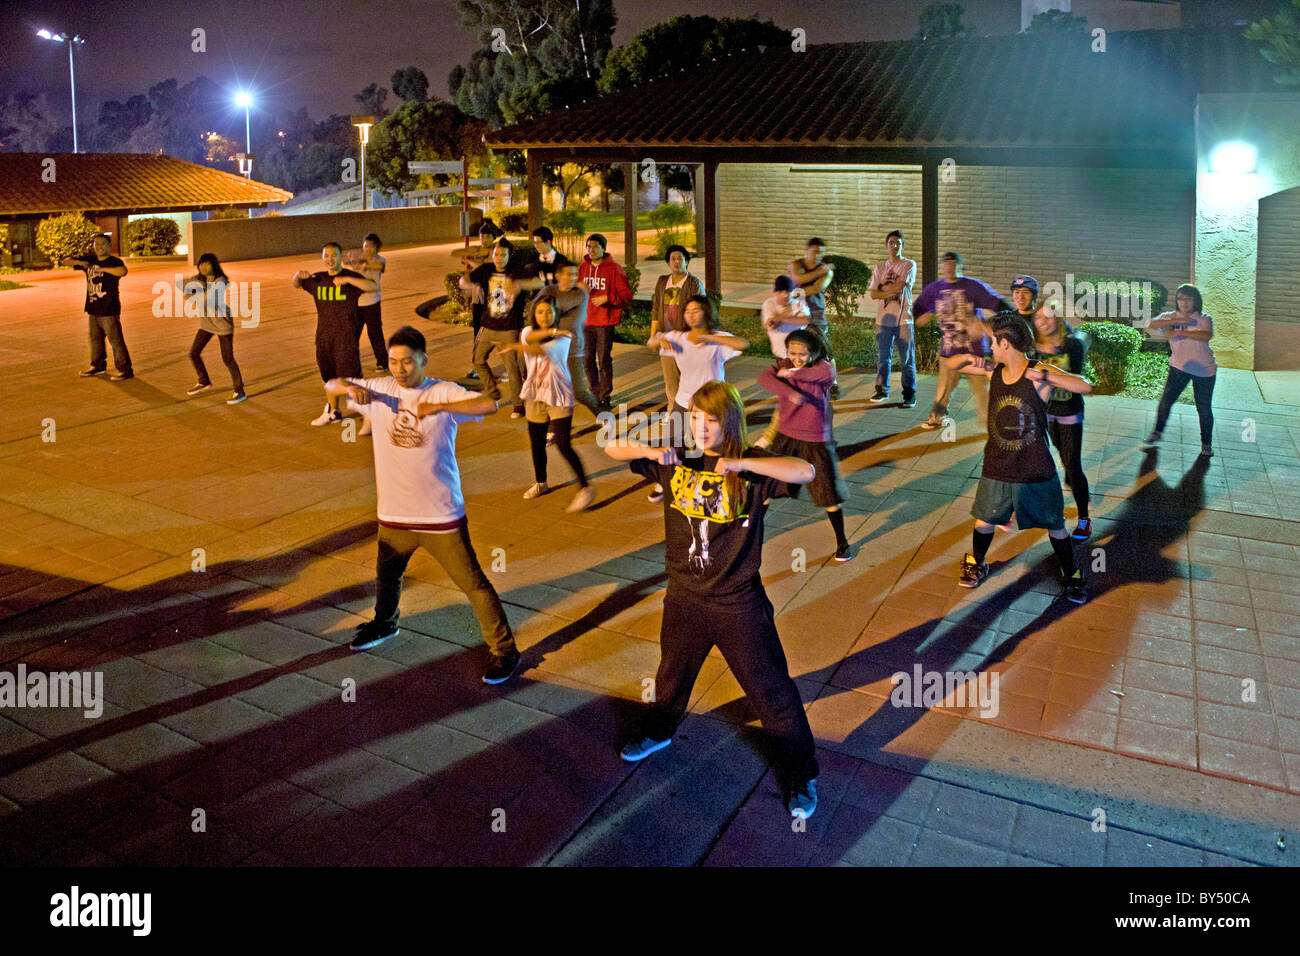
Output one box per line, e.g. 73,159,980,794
1143,284,1217,458
502,294,595,511
757,327,853,562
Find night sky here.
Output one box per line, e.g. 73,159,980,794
0,0,1021,135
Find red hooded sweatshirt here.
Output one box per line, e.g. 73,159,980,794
578,253,633,328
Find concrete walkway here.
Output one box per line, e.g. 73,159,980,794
0,244,1298,866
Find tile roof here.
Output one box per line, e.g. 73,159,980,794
0,152,292,216
488,27,1275,152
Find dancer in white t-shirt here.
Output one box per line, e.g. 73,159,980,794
324,325,521,684
1141,283,1218,458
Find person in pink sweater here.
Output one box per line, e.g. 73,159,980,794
757,327,853,562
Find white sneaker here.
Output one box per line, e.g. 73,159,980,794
226,392,248,405
566,485,596,512
753,436,772,449
546,431,556,446
358,418,372,436
523,482,549,499
312,404,340,426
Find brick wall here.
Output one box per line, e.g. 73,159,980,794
719,163,1194,304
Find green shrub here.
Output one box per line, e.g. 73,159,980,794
207,206,250,221
822,254,872,323
498,208,530,233
648,202,692,258
1069,275,1167,321
913,320,942,373
624,263,640,300
444,271,470,315
36,212,99,264
124,218,181,256
1081,321,1143,393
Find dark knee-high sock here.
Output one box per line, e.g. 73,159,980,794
972,529,994,564
1050,535,1077,578
827,509,847,547
551,417,587,486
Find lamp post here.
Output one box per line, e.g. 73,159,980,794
37,30,86,153
352,116,374,211
235,91,253,178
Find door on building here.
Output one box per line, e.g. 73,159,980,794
1255,185,1300,371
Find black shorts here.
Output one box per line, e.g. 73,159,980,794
771,434,848,507
972,476,1065,531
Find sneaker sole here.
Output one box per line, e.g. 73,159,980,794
620,738,671,762
790,802,818,820
350,627,399,652
1065,592,1088,605
482,655,521,685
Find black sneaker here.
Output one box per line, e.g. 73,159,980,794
187,382,212,396
483,648,521,684
1063,570,1087,604
829,383,841,401
79,367,106,377
958,553,989,588
834,542,854,563
109,371,134,381
788,778,818,819
902,393,917,408
351,619,399,651
869,388,889,403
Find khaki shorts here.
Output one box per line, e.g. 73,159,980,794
525,399,572,424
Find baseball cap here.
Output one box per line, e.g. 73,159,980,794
1010,275,1039,295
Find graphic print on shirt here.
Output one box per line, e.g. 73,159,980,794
1036,352,1073,403
389,407,425,448
990,393,1040,452
487,272,512,319
669,465,749,571
936,288,976,348
86,269,110,304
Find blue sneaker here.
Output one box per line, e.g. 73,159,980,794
788,778,818,819
620,736,671,762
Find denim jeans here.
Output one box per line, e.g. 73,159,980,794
88,313,132,374
1154,367,1215,445
875,324,916,396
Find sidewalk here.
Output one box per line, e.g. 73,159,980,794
0,245,1298,866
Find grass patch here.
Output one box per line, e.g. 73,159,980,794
0,279,32,291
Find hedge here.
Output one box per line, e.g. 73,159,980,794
36,212,99,264
1080,320,1144,394
124,218,181,256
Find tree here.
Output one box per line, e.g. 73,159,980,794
916,2,970,40
391,67,430,102
1027,9,1088,32
366,98,489,194
1245,0,1300,86
598,15,788,94
36,213,99,264
450,0,618,128
0,91,60,151
355,83,389,119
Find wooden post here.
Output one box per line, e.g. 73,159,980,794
921,153,939,289
527,151,543,235
699,160,720,295
623,161,637,268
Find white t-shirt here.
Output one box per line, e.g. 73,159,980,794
663,330,742,408
871,257,916,331
1153,311,1217,377
519,328,574,408
760,294,810,359
356,255,384,307
346,376,483,530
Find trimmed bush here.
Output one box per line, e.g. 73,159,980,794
207,207,250,221
822,254,872,323
124,218,181,256
913,320,942,374
648,202,692,258
624,263,640,301
444,272,470,316
1068,275,1167,321
498,207,530,234
1081,321,1143,394
36,212,99,264
545,209,586,260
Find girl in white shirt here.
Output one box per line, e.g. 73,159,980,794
645,295,749,499
504,293,595,511
1143,284,1218,458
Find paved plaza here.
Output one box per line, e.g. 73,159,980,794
1,244,1299,866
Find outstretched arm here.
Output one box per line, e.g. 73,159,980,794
717,455,814,485
1027,363,1092,395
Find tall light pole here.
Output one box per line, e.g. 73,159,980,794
37,30,86,153
352,117,374,211
235,91,253,178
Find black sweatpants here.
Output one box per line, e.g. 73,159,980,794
643,584,818,793
1047,419,1090,518
315,316,363,381
356,302,388,369
527,417,587,487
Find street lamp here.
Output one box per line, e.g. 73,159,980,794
352,116,374,211
234,90,253,178
37,29,86,153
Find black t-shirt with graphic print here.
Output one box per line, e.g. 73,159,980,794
299,270,365,327
77,255,125,316
468,261,529,332
983,361,1057,484
1035,334,1086,418
630,446,791,604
